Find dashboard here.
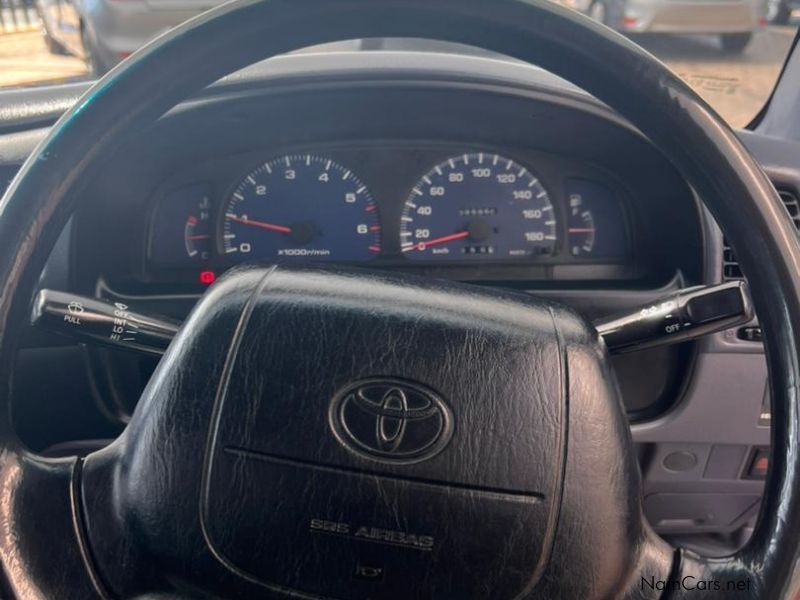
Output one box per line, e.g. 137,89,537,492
145,145,632,285
68,57,703,304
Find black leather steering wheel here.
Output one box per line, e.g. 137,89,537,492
1,0,799,598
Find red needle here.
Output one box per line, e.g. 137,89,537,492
407,230,469,251
228,214,292,234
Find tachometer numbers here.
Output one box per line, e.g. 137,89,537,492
221,154,381,262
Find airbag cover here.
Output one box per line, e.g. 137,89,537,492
201,266,568,599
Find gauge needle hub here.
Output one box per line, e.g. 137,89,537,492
227,214,292,234
406,230,469,251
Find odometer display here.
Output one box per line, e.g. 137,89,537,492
400,153,557,261
221,154,380,262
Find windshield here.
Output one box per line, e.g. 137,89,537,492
1,1,797,127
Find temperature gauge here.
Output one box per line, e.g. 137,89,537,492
184,196,212,261
149,183,215,268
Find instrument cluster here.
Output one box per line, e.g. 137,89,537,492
146,147,632,283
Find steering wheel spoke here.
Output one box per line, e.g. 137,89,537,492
667,548,765,597
0,452,106,598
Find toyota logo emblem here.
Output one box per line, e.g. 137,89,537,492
329,378,453,464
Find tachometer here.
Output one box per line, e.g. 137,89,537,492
221,154,381,262
400,153,557,261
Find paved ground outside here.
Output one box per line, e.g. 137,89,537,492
635,24,798,127
0,21,797,127
0,31,86,88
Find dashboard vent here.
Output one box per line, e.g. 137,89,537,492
779,188,800,230
722,238,742,280
723,188,800,280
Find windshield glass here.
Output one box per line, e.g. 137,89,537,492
0,1,797,127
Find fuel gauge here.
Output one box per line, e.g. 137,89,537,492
568,193,596,256
565,179,629,259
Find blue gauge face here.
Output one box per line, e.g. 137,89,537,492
399,153,557,261
221,154,381,262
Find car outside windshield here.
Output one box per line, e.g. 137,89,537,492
0,0,797,127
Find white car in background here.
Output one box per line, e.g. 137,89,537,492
36,0,364,74
558,0,765,52
36,0,765,76
36,0,223,73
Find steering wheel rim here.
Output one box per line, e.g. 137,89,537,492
1,0,798,597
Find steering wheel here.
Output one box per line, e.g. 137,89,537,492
1,0,798,598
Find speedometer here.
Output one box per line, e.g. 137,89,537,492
400,153,557,261
221,154,381,262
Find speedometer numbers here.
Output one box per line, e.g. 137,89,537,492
400,153,557,261
221,154,381,262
